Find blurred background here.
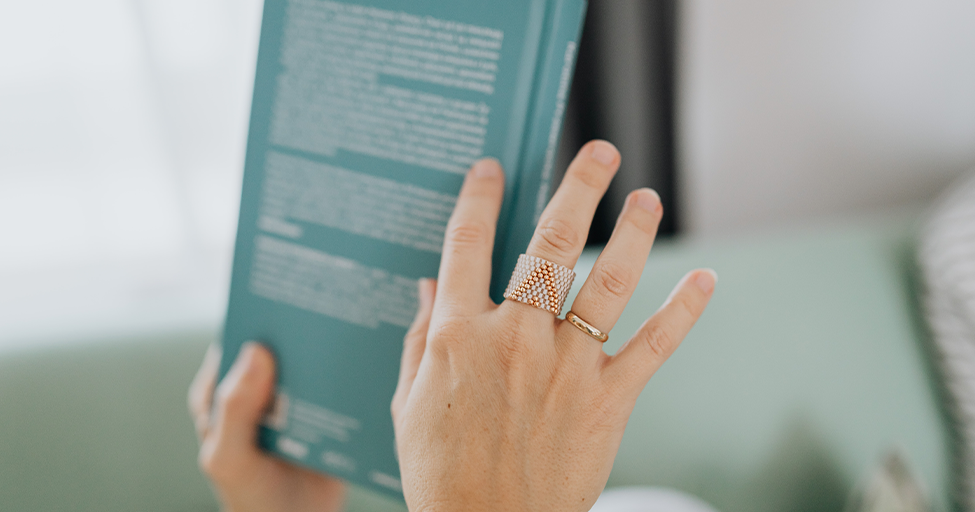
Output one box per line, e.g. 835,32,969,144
0,0,262,348
1,1,975,511
3,0,973,351
2,0,974,349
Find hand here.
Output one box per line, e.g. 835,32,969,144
391,140,716,512
188,342,346,512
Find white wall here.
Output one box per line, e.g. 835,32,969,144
680,0,975,235
0,0,263,348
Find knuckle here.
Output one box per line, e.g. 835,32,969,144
188,375,210,413
570,160,609,191
671,295,699,322
494,330,527,365
480,320,528,370
640,324,675,359
428,320,469,352
198,446,238,485
215,382,247,418
535,218,579,254
591,261,633,300
624,207,660,236
405,322,427,345
197,449,214,476
446,221,491,248
197,445,223,481
187,387,200,415
430,321,458,343
192,417,208,442
390,395,401,422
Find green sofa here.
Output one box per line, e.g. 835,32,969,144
0,213,952,512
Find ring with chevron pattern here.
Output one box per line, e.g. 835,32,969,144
503,254,576,316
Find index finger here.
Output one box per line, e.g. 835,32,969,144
437,159,506,312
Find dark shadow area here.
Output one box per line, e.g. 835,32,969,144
556,0,679,244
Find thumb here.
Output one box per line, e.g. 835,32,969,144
392,278,436,423
199,342,276,486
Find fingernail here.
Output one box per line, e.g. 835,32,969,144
222,343,258,390
590,140,618,166
237,342,259,368
473,158,502,178
632,188,662,213
694,269,718,294
418,278,434,307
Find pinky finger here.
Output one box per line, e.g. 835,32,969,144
602,269,717,400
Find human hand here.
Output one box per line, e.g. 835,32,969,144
391,141,716,512
188,342,346,512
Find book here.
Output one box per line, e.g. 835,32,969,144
219,0,587,500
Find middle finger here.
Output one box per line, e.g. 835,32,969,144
524,140,620,269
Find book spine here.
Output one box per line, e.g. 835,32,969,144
492,0,588,301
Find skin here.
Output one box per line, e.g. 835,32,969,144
189,343,347,512
189,140,715,512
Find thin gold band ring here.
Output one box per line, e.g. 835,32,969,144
565,311,609,343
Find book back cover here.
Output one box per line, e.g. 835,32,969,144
220,0,586,499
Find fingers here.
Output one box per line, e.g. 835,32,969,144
198,342,276,486
525,140,620,268
602,270,717,399
561,189,663,346
438,159,505,312
392,278,437,423
188,344,221,442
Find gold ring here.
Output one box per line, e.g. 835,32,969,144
565,311,609,343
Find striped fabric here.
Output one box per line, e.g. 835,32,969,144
919,169,975,511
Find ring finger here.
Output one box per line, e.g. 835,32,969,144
561,188,662,346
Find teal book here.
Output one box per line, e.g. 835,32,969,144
219,0,587,500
